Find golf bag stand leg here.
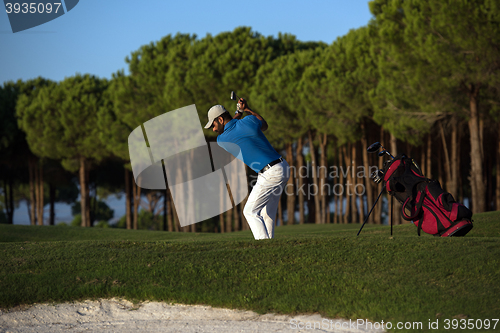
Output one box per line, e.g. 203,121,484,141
357,185,386,236
390,195,393,236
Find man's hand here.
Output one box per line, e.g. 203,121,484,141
238,98,251,113
238,98,268,131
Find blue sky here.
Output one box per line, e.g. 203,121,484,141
1,0,373,85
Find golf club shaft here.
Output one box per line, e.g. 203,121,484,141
380,145,395,159
391,195,393,235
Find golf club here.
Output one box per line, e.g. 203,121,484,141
230,91,239,101
367,142,395,159
231,91,243,111
358,142,395,235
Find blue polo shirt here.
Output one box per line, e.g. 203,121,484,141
217,115,281,173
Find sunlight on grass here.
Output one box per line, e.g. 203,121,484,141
1,211,499,332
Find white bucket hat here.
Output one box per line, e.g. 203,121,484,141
204,105,228,129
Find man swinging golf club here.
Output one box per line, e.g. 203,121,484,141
204,98,289,240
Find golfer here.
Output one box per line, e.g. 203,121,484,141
204,98,290,240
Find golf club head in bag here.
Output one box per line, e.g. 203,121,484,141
367,142,395,159
366,142,382,152
367,142,394,184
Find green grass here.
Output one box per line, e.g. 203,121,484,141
1,212,499,332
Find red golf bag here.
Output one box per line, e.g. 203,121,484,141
381,155,473,237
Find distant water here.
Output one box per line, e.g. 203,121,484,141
12,193,126,226
11,192,470,226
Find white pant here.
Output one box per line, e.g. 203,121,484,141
243,160,290,240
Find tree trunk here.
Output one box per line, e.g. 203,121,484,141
342,144,351,223
439,121,452,193
79,157,90,227
29,158,36,225
360,125,373,223
305,174,315,223
132,180,142,230
450,119,459,197
334,152,338,224
172,205,184,232
167,190,177,232
163,190,167,231
326,204,330,223
458,133,464,204
230,170,240,231
307,130,321,224
339,145,345,223
34,160,40,225
226,207,232,232
496,122,500,210
241,196,249,230
426,133,432,179
406,142,412,156
418,145,426,176
86,166,92,226
49,183,55,225
373,127,384,224
219,214,224,233
333,150,338,224
357,157,365,224
125,169,132,229
350,143,358,223
166,189,173,231
187,150,196,232
219,179,225,233
168,190,180,231
376,149,384,226
132,182,137,229
234,205,240,231
376,139,384,225
37,161,44,226
285,142,295,225
390,134,397,157
479,118,484,168
438,151,444,192
319,133,328,224
278,198,283,227
390,133,401,224
334,148,340,224
487,149,493,211
468,85,485,213
296,136,305,224
355,142,365,223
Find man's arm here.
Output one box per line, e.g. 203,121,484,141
238,98,268,131
233,111,243,120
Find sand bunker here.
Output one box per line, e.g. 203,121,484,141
0,299,384,332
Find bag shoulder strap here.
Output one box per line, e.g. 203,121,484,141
401,187,426,221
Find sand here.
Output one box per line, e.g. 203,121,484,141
0,299,385,333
